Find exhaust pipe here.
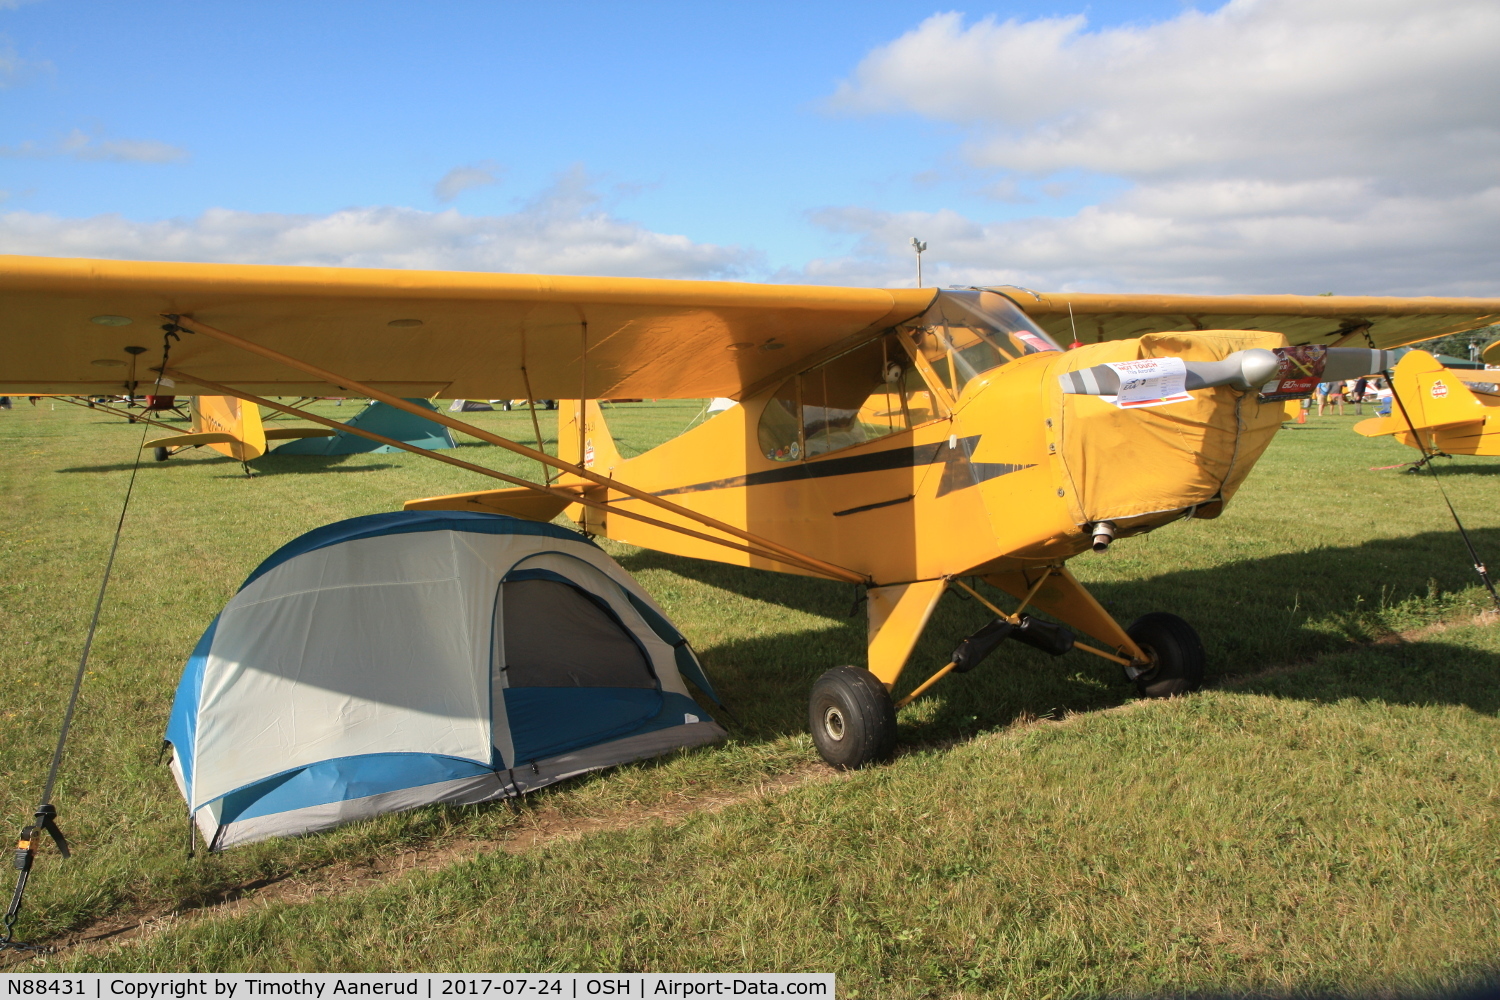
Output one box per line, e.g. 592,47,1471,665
1090,520,1117,552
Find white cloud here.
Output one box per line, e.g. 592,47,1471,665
1,128,187,163
816,0,1500,294
0,169,757,279
795,183,1500,295
833,1,1500,186
433,160,501,202
0,37,46,88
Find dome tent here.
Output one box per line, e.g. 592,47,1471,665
165,511,724,850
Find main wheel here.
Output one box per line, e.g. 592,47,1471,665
808,666,897,769
153,446,170,462
1125,612,1205,698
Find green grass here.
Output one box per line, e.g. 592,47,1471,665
2,398,1498,992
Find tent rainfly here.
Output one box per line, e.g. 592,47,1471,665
273,398,457,455
166,511,725,850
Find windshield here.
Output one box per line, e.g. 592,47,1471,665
903,289,1061,397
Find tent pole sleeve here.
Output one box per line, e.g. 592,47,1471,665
162,368,843,578
163,315,870,586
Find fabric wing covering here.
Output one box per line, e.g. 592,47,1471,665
165,511,725,850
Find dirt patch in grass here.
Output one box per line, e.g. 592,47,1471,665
15,762,840,965
1216,608,1499,688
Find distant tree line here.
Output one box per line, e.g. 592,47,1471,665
1410,324,1499,360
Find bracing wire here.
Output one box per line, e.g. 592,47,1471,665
1385,369,1500,613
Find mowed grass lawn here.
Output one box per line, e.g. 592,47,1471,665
1,397,1498,992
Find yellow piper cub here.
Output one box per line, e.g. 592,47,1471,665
1355,349,1500,464
6,254,1498,768
406,291,1395,766
144,394,334,466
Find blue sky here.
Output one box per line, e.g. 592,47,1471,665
3,1,1497,294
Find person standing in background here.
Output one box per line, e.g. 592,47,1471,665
1352,376,1368,415
1325,380,1346,416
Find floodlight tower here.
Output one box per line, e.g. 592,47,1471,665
910,237,927,288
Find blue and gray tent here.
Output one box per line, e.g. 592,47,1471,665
165,511,724,850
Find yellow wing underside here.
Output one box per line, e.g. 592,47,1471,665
1,255,1496,399
1006,288,1500,352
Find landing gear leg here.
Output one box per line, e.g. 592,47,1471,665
983,564,1206,696
808,666,897,769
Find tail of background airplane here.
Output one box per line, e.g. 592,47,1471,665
194,396,268,460
1356,349,1498,456
144,395,268,461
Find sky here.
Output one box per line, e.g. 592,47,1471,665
1,0,1497,294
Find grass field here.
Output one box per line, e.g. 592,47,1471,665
1,396,1497,992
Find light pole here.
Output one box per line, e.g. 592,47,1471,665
910,237,927,288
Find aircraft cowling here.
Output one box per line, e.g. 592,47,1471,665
1044,330,1291,539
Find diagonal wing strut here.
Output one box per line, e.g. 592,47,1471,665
160,313,869,585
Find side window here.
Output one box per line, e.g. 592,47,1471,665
758,378,802,462
758,335,931,462
898,364,941,426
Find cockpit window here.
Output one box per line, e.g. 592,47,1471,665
902,290,1061,399
758,334,927,463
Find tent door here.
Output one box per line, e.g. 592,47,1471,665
493,577,663,766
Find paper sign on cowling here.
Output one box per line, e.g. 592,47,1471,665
1102,357,1192,409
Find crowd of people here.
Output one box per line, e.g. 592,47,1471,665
1309,376,1392,418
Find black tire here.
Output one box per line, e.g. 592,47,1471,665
153,447,170,462
808,666,897,769
1126,612,1205,698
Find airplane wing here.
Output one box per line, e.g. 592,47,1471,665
0,255,932,399
1000,288,1500,351
3,254,1497,399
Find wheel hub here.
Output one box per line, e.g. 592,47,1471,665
1124,643,1158,683
822,705,847,742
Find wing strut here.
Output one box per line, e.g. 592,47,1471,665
51,395,181,435
162,366,861,583
163,314,867,584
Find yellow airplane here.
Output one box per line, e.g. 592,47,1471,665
144,394,335,465
4,254,1499,767
1355,349,1500,464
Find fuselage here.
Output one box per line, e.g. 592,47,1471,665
578,291,1291,587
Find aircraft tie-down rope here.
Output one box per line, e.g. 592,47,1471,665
161,315,868,587
1385,370,1500,614
1,330,179,953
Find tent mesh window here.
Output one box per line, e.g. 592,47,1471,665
498,579,655,688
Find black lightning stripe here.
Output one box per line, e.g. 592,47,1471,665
649,436,1035,499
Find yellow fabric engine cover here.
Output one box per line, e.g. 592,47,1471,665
1051,330,1290,527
